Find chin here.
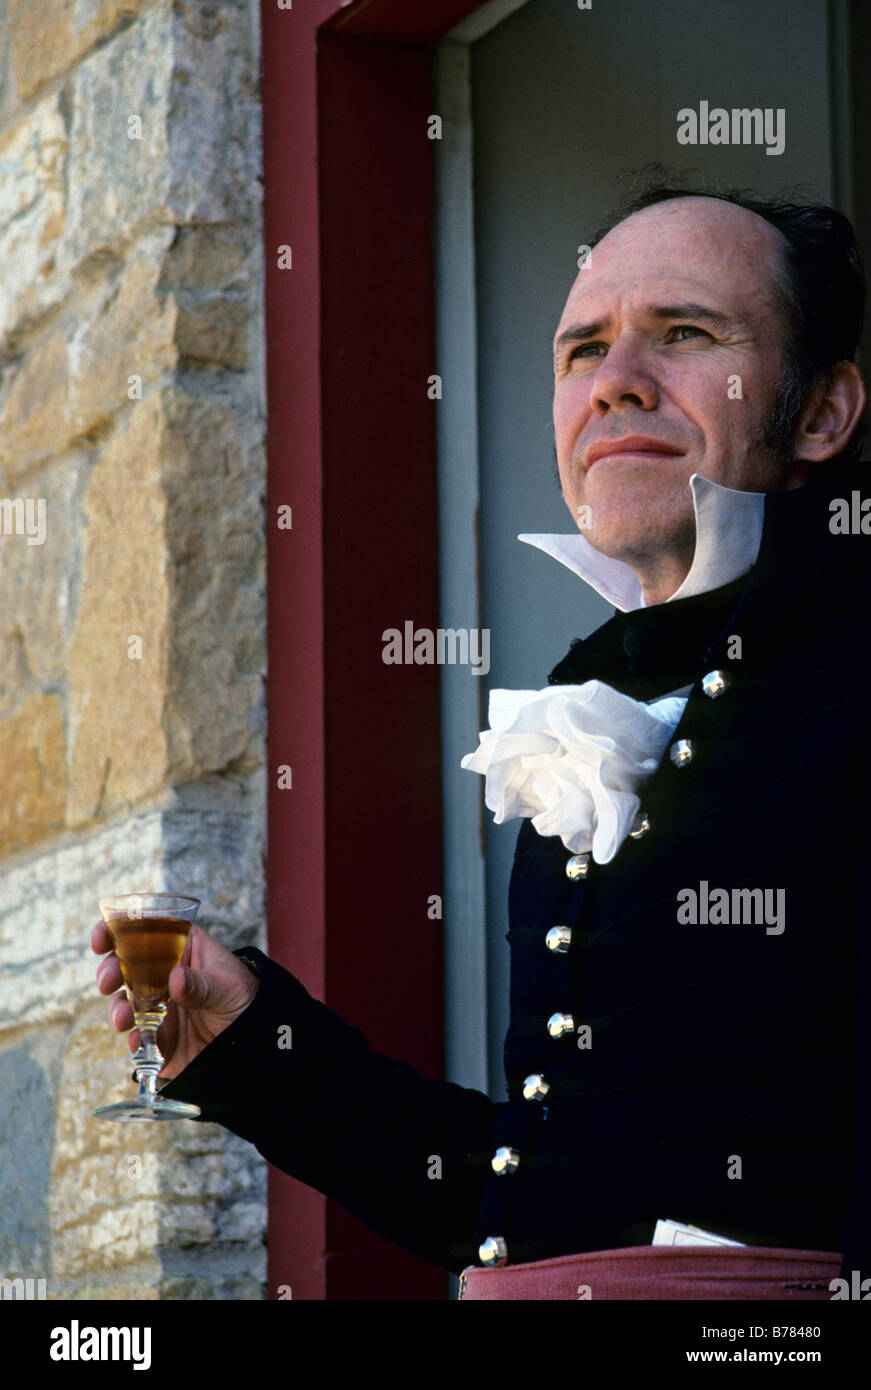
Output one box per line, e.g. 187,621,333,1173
582,505,695,567
582,529,643,563
581,474,693,544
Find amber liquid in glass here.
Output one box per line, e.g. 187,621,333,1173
109,916,190,1012
94,893,201,1121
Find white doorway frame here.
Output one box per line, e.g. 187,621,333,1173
434,0,532,1095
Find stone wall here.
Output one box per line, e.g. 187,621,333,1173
0,0,268,1299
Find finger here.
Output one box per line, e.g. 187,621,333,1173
156,1009,178,1074
91,921,115,955
109,991,134,1032
180,923,198,966
168,963,215,1011
96,954,123,995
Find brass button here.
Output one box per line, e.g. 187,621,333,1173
565,852,590,881
522,1073,550,1102
491,1146,520,1176
478,1236,508,1266
629,811,650,839
669,738,694,768
547,1012,575,1039
701,669,730,699
545,925,572,954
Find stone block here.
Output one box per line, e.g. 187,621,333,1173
0,624,30,724
0,1038,57,1274
167,0,262,225
0,693,66,857
161,387,265,781
62,1272,161,1300
6,0,151,106
0,92,68,341
53,1200,161,1274
53,1020,145,1166
67,395,171,827
0,226,188,481
0,452,90,716
0,335,71,477
1,1,261,340
175,295,248,369
216,1200,266,1243
158,224,250,293
157,1273,264,1300
52,1016,215,1275
63,1,261,269
69,228,179,443
64,3,174,268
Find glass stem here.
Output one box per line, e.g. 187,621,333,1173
132,1026,164,1104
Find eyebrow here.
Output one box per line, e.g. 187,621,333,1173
554,302,736,353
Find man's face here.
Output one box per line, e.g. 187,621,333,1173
553,196,801,580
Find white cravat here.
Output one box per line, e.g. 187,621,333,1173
461,682,687,863
517,472,766,612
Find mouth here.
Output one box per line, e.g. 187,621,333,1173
585,437,685,470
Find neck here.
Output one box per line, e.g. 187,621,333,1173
632,546,694,606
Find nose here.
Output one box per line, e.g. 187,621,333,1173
589,333,659,415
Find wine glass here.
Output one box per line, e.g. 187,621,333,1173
93,892,202,1121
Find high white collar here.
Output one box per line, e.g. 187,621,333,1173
518,473,765,612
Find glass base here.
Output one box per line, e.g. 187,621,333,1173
93,1096,201,1122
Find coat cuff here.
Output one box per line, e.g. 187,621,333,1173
158,947,352,1136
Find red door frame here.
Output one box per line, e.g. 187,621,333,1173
261,0,487,1299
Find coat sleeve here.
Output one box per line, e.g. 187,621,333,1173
158,947,496,1274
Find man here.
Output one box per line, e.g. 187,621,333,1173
93,184,871,1299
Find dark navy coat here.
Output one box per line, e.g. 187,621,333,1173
162,457,871,1285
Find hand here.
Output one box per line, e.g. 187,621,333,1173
92,921,260,1080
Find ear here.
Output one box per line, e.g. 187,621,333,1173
792,360,866,465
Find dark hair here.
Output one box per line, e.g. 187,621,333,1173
588,169,867,465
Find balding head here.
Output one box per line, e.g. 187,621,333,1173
551,191,866,603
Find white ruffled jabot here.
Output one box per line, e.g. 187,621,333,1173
461,680,687,863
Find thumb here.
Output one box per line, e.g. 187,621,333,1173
169,963,220,1010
